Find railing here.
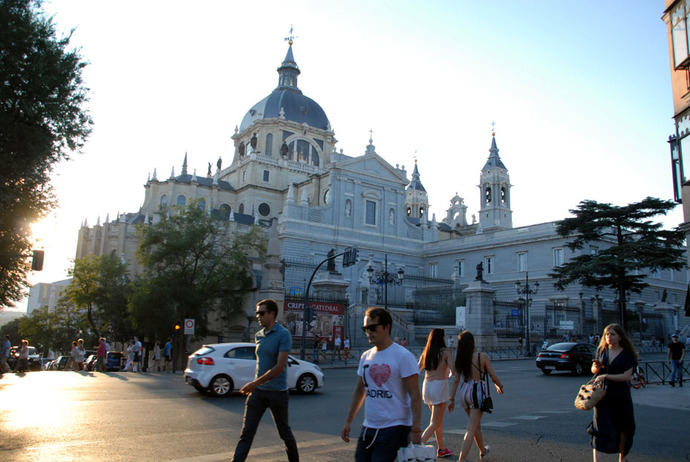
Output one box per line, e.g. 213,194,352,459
639,361,689,385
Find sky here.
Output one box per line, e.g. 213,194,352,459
12,0,680,311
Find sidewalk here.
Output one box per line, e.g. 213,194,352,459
632,381,690,410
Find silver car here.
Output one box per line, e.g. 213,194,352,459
184,342,324,397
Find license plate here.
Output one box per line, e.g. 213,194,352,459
543,366,554,370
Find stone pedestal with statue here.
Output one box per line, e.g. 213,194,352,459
463,278,498,352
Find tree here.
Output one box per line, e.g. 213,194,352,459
550,197,685,329
0,0,92,307
0,316,23,345
131,202,266,339
19,301,88,355
64,254,131,339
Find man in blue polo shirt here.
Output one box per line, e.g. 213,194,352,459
232,298,299,462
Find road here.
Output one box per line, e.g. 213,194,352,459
0,355,688,461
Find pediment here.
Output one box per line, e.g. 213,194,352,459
335,153,408,186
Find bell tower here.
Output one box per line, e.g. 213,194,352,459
405,159,429,219
478,130,512,232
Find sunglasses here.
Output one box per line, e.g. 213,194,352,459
256,310,268,317
361,323,381,333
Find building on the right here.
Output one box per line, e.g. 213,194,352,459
663,0,690,261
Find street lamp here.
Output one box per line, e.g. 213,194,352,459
515,272,538,356
366,254,404,310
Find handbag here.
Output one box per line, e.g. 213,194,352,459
479,352,493,413
574,377,606,410
396,443,436,462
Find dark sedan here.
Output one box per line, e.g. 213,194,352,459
536,342,595,375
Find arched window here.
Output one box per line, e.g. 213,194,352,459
239,142,245,157
500,187,507,204
160,194,168,208
197,199,206,211
239,203,245,214
177,195,186,207
219,204,231,220
419,207,425,217
311,151,319,166
484,186,492,204
406,207,412,216
265,133,273,156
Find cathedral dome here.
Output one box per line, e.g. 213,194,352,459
239,45,330,133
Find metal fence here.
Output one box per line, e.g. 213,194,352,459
639,361,689,385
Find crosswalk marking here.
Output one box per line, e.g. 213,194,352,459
168,436,345,462
510,415,546,420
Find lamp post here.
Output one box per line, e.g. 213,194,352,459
515,272,538,356
366,254,404,310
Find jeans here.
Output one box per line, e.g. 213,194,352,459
232,389,299,462
354,425,410,462
670,359,683,383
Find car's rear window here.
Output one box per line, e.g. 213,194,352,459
193,346,215,356
546,342,575,352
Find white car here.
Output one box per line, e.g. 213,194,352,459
184,342,324,397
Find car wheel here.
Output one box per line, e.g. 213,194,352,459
541,369,551,375
574,362,584,375
296,373,317,393
209,375,233,397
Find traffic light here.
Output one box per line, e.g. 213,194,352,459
31,250,44,271
173,322,181,334
343,247,358,267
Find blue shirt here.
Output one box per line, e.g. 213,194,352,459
255,322,292,391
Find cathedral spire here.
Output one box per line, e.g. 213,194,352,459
408,159,426,192
277,27,301,91
182,152,188,176
483,126,506,170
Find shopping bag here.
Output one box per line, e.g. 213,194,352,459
396,443,436,462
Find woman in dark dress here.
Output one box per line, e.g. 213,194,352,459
590,323,637,462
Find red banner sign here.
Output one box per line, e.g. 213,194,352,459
284,299,346,315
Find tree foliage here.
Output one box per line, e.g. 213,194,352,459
19,301,88,355
550,197,685,328
64,254,131,339
0,0,92,307
131,202,266,339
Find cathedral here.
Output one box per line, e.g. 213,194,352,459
74,42,689,348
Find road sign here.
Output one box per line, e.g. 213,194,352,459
184,318,195,335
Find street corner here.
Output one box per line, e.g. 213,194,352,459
632,382,690,410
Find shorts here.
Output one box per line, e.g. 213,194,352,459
422,378,449,405
458,380,488,409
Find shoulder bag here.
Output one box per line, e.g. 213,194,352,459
574,377,606,410
479,352,493,413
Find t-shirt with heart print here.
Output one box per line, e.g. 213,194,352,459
357,342,419,428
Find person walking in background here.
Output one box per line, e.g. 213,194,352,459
133,336,142,372
449,330,504,462
76,338,86,371
96,337,107,372
122,340,135,372
341,307,422,461
232,299,299,462
70,340,79,371
1,335,11,375
334,335,342,362
667,333,685,387
163,338,172,372
16,340,30,373
590,323,637,462
343,337,350,361
152,341,162,372
418,328,456,458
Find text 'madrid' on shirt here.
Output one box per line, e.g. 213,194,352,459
255,322,292,391
357,342,418,428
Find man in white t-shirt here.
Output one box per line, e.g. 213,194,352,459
341,307,421,461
